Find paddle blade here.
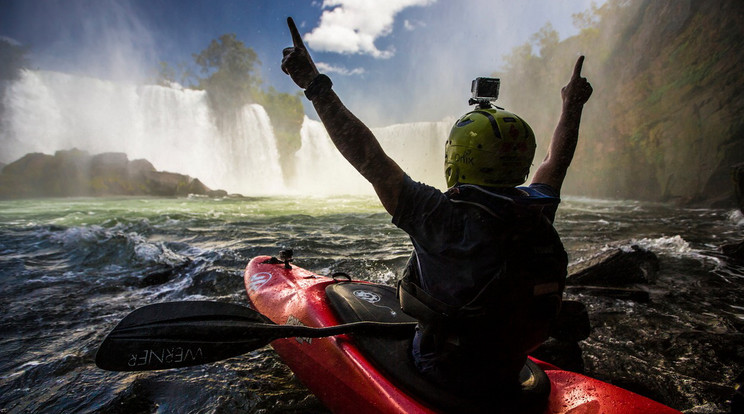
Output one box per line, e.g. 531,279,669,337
95,301,277,371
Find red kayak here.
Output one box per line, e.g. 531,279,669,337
244,254,681,414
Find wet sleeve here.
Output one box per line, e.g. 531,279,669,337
392,176,461,252
529,182,560,223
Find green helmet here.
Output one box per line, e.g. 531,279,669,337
444,107,536,188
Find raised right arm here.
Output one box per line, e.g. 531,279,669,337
281,18,404,215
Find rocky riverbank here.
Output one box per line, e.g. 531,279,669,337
0,149,229,199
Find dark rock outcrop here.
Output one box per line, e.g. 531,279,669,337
720,240,744,263
734,163,744,214
536,244,664,370
564,245,660,302
567,245,660,286
0,149,228,199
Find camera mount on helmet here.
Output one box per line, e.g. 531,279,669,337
469,77,503,109
446,78,536,188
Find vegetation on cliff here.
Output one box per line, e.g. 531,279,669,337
0,149,228,199
497,0,743,206
158,34,304,182
256,87,305,180
192,33,263,119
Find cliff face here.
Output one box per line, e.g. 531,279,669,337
0,149,228,199
501,0,744,205
600,0,743,205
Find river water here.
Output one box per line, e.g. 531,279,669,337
0,195,742,413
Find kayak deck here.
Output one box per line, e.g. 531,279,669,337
325,281,552,413
245,255,681,414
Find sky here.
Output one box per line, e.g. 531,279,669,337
0,0,602,126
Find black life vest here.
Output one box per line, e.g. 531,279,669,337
397,184,568,363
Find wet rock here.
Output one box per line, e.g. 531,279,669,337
91,152,128,176
127,158,156,177
0,149,230,199
567,245,659,287
142,170,199,196
734,162,744,214
94,378,158,414
139,261,191,287
720,240,744,263
139,268,176,288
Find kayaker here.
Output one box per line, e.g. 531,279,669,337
281,16,592,399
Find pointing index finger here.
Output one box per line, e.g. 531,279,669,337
287,17,305,49
572,56,585,80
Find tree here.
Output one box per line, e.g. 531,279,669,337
192,33,261,116
531,23,559,58
156,61,196,87
156,61,176,86
572,2,602,30
156,33,305,184
0,38,29,80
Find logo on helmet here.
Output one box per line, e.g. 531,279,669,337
452,149,474,165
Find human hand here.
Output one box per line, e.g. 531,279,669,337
281,17,319,89
561,56,593,106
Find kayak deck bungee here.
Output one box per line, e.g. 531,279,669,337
245,255,681,414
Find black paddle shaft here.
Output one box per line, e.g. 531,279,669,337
95,301,415,372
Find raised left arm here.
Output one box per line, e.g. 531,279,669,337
531,56,593,192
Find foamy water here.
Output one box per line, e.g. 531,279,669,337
0,196,742,412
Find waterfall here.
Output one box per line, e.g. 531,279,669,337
290,118,453,195
0,70,283,194
292,117,368,195
374,121,453,189
1,70,453,196
213,104,284,194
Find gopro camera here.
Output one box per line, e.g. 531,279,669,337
471,77,500,102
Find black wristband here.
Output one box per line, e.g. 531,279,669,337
304,74,332,101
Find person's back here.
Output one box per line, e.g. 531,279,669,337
388,102,572,392
395,172,569,395
280,16,592,397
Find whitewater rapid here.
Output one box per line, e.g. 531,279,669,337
0,195,741,412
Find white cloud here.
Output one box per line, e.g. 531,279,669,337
0,36,23,46
305,0,436,58
316,61,366,76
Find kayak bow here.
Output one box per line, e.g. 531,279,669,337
244,255,681,414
